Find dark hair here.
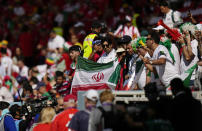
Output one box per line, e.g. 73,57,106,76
0,47,7,54
69,45,81,53
150,31,160,44
30,77,39,84
91,21,102,29
55,71,64,79
101,35,113,45
9,104,20,118
159,1,169,7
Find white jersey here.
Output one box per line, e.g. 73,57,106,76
97,49,116,64
180,39,199,80
163,9,182,28
48,35,65,50
152,45,179,86
171,43,180,75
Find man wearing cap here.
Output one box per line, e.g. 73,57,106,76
51,95,78,131
153,1,183,30
89,36,104,62
36,82,51,99
114,15,140,40
68,89,99,131
83,21,102,59
97,35,116,63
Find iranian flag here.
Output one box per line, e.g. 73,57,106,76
71,57,120,95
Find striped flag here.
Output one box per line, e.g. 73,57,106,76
71,57,120,95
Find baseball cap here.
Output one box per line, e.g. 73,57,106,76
116,48,126,53
152,25,164,30
83,89,99,102
36,82,46,90
64,94,77,102
92,40,102,45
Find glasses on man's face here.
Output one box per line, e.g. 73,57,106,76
102,44,110,48
146,38,152,41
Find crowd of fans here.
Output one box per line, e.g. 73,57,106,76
0,0,202,131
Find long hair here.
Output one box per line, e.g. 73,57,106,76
38,107,56,124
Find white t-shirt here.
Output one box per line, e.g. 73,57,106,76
180,39,199,80
1,56,13,76
20,66,29,78
48,35,65,50
152,45,179,86
97,49,116,63
171,43,180,75
0,86,13,102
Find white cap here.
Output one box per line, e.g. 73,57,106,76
152,25,164,30
116,48,126,53
84,89,99,102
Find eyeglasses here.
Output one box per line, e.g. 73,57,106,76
146,38,152,41
102,44,110,48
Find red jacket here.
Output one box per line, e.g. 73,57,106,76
51,108,78,131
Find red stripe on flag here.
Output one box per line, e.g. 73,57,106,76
71,83,110,96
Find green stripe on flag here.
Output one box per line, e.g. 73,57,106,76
183,64,197,87
77,56,113,71
107,64,121,88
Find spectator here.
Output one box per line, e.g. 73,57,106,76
32,107,56,131
97,35,116,63
153,1,183,30
89,37,104,62
83,21,102,59
51,94,78,131
68,89,99,131
36,82,51,99
0,79,13,102
1,48,13,77
55,97,64,114
0,101,17,131
17,58,29,78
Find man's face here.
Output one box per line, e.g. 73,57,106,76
94,44,102,52
126,44,134,55
39,86,46,94
146,38,153,49
160,6,167,14
69,50,79,61
103,41,112,54
137,47,146,56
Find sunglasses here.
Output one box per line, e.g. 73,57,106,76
146,38,152,41
102,44,110,48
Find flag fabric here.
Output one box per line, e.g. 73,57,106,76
125,58,144,90
71,57,120,95
183,64,198,87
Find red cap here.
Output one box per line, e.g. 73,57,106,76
64,94,77,102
